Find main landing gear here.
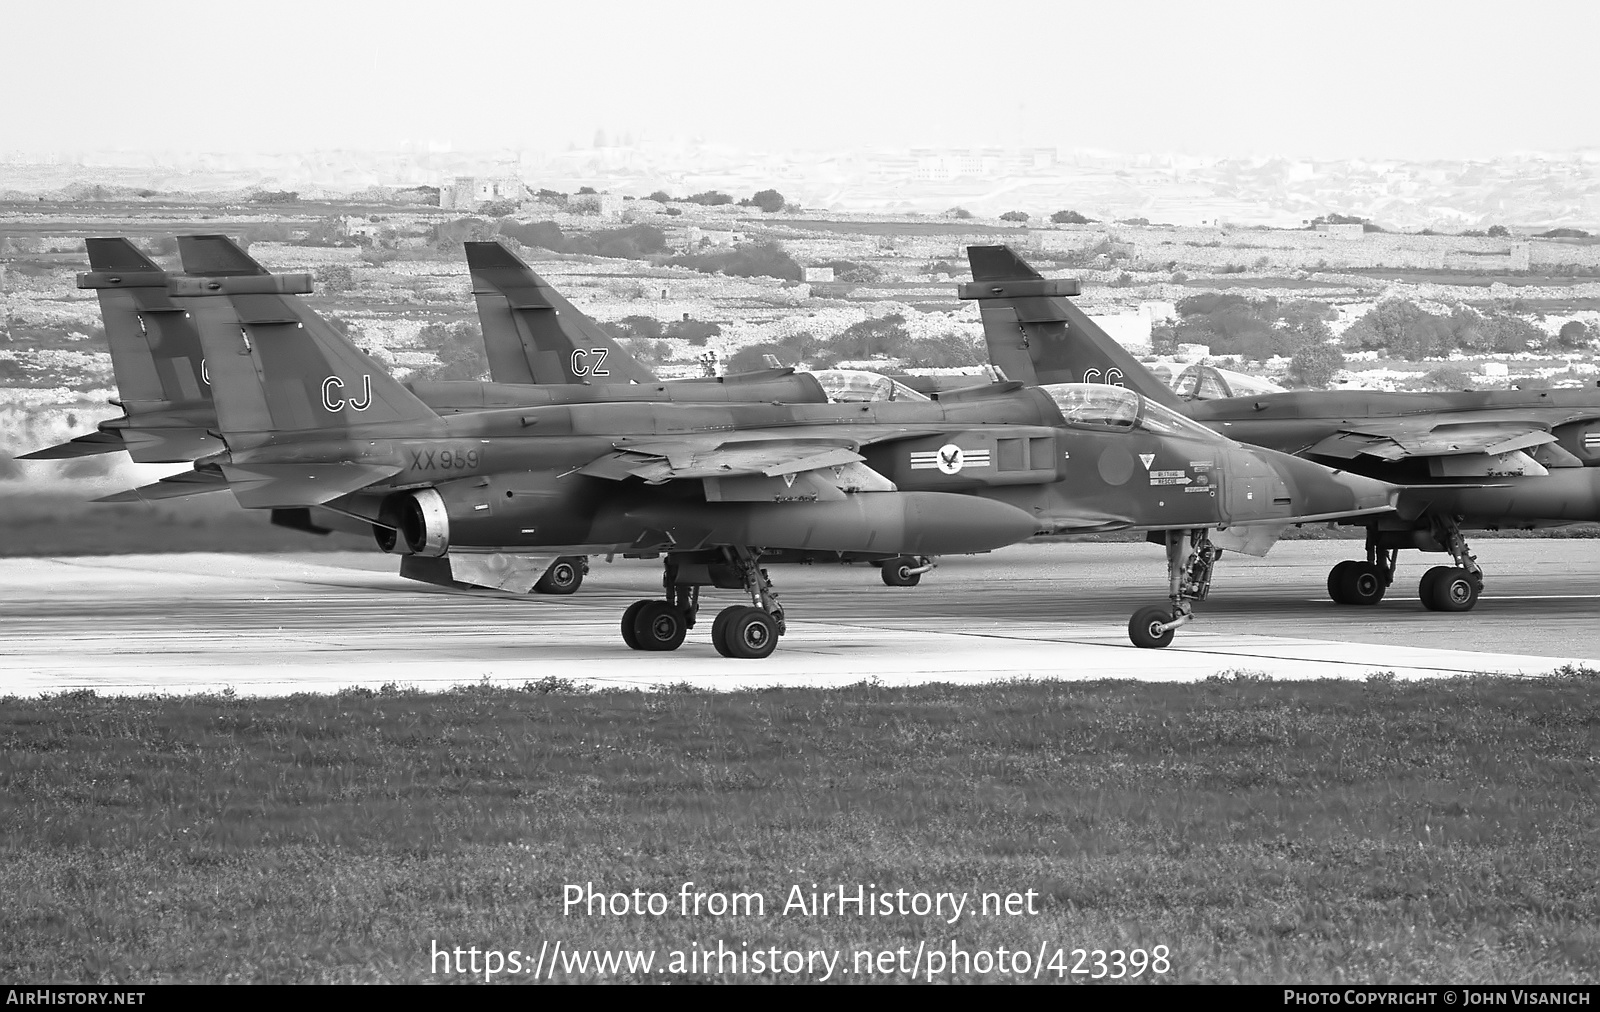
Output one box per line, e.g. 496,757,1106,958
1128,529,1216,649
879,555,934,587
1327,530,1395,606
1326,519,1483,612
533,556,588,595
620,547,787,659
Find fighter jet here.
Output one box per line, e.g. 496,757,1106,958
19,237,849,594
51,235,1399,653
963,243,1600,614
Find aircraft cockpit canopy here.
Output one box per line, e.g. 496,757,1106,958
1041,383,1225,442
811,370,931,404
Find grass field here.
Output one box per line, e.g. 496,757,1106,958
3,674,1597,983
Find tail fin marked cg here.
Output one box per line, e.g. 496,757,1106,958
464,240,656,386
174,234,439,439
961,244,1187,412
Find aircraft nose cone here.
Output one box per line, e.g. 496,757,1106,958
1263,448,1395,517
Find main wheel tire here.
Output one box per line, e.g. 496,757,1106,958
1427,567,1480,613
1327,560,1358,604
1340,561,1386,606
632,600,688,651
711,606,741,658
720,606,779,659
533,556,585,595
1128,606,1175,649
1418,566,1454,611
880,556,922,587
620,600,649,650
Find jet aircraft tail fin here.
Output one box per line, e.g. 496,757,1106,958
20,238,222,462
464,240,656,385
173,234,440,440
961,244,1188,412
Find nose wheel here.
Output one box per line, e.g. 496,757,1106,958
1127,529,1215,649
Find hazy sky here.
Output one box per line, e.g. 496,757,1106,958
4,0,1596,159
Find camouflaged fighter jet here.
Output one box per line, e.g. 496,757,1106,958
20,237,863,594
70,237,1399,654
964,243,1600,616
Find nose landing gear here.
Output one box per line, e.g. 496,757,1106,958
1128,529,1216,649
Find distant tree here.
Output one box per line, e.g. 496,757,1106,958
534,189,568,204
318,264,355,293
616,315,664,339
748,189,785,213
1116,217,1151,226
417,321,489,381
665,319,722,346
837,313,910,359
647,190,671,202
948,207,973,220
252,190,299,203
1287,344,1345,388
1537,227,1591,238
1421,364,1475,390
668,241,802,281
1050,210,1093,224
662,207,682,216
1558,319,1597,350
1486,224,1511,238
821,259,883,283
685,190,733,206
577,186,598,195
999,210,1030,223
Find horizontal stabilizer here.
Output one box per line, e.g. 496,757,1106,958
93,468,232,502
120,427,224,463
219,462,403,509
17,430,125,459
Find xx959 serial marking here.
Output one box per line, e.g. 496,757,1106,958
409,447,481,472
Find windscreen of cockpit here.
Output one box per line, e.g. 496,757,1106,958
1042,383,1226,442
1136,398,1227,442
1040,383,1139,429
811,369,931,403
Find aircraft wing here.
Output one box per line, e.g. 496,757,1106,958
93,467,233,502
1306,420,1557,461
579,440,866,482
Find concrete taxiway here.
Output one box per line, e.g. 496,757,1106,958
1,540,1596,696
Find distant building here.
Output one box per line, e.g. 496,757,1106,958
802,266,835,283
440,175,525,211
1315,223,1366,239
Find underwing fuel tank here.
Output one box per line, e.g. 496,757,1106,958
622,491,1041,557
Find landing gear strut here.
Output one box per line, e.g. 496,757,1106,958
619,547,787,658
1128,529,1216,649
1327,530,1395,606
712,547,784,659
1419,516,1482,612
